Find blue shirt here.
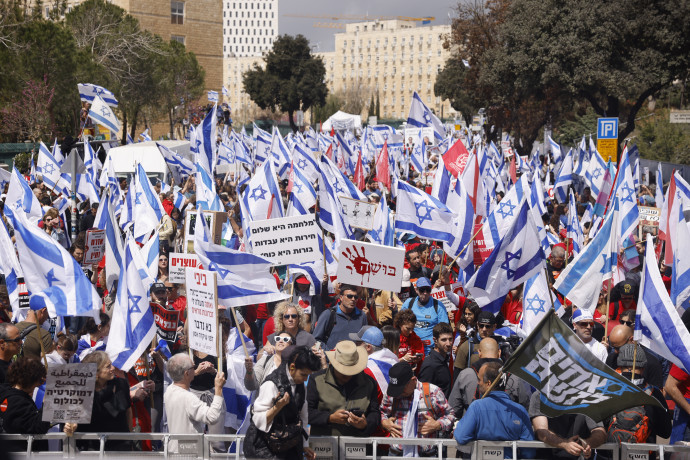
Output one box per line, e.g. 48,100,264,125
401,296,449,355
454,391,535,459
312,304,367,350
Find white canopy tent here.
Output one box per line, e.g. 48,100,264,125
321,111,362,132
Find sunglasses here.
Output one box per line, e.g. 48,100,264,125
477,324,493,329
418,287,431,294
577,321,595,328
275,336,292,343
2,337,22,343
283,314,298,320
343,294,357,299
621,320,634,327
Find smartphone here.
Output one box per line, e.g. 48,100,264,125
415,353,423,359
349,409,364,417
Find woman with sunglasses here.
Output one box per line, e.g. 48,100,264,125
245,332,295,391
263,302,317,353
157,252,169,283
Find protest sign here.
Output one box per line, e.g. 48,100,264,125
340,196,377,230
169,252,202,283
639,206,660,239
42,363,97,424
83,229,105,265
251,214,320,264
184,211,226,253
336,239,405,292
404,127,435,146
152,303,180,342
186,267,218,357
431,287,456,312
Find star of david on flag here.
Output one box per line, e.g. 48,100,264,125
407,91,445,141
241,157,284,221
520,265,562,336
395,181,455,245
87,95,120,135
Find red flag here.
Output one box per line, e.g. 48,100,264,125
286,160,295,193
325,143,333,160
509,154,517,184
442,138,471,178
376,141,391,191
330,126,335,137
354,151,365,191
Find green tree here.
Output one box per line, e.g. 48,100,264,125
480,0,690,146
312,93,342,124
243,34,327,132
636,110,690,164
434,56,477,126
375,93,380,118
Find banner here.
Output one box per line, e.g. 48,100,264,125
152,303,180,342
83,229,105,265
251,214,320,265
169,252,202,283
42,364,97,424
502,310,663,422
186,267,218,356
340,196,377,230
639,206,660,238
336,239,405,292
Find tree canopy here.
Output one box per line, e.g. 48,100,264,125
243,34,327,132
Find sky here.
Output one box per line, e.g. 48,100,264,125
278,0,457,52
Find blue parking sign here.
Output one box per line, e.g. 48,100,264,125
597,118,618,139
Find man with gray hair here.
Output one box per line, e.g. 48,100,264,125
164,353,226,452
0,323,21,383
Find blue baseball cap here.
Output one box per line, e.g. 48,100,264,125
416,277,432,289
349,325,384,347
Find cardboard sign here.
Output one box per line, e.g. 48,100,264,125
42,364,97,424
169,252,202,283
184,211,226,253
186,268,218,356
340,196,377,230
431,287,457,312
152,303,180,342
639,206,660,239
83,229,105,265
251,214,320,265
336,239,405,292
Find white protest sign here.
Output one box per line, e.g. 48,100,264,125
336,239,405,292
169,252,202,283
340,196,377,230
404,127,435,146
251,214,320,264
83,229,105,265
186,267,218,356
42,363,97,424
431,287,456,312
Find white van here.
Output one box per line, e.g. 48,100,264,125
104,140,191,185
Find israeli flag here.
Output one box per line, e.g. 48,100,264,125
270,126,292,179
443,178,475,271
157,142,193,183
106,232,157,372
4,205,101,321
291,143,319,184
521,266,563,336
224,328,256,430
6,167,43,224
253,123,272,165
670,203,690,309
367,191,395,247
407,92,445,142
655,163,664,208
197,104,218,175
567,190,584,255
481,175,529,252
139,128,152,142
132,164,165,240
635,235,690,374
36,141,67,194
0,217,23,316
78,83,118,107
585,151,608,200
207,90,219,102
140,228,160,282
553,148,573,204
193,211,289,308
466,199,545,313
222,86,229,96
196,163,224,212
554,199,620,312
548,136,562,165
87,95,120,135
395,180,456,245
231,131,252,166
367,349,399,395
242,157,284,220
612,145,639,243
430,154,453,205
286,166,316,216
104,189,124,292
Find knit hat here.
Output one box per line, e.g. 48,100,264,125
617,343,647,369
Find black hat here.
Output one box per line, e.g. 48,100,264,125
151,282,167,293
387,362,414,398
477,311,496,325
618,344,647,369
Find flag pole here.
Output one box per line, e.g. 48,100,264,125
544,266,557,311
445,226,483,271
481,370,505,398
229,306,249,359
631,341,638,378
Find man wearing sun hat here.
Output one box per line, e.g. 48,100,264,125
571,308,608,362
307,340,381,437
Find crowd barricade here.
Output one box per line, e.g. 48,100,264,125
2,433,690,459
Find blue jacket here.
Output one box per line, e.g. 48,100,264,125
454,391,535,458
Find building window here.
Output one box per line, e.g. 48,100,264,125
171,1,184,24
171,35,185,45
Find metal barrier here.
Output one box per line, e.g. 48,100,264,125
2,433,690,459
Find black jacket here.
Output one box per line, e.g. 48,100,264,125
418,349,452,399
0,384,51,451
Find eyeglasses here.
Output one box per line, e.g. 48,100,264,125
418,287,431,294
621,320,634,327
343,294,357,299
283,314,298,320
275,336,292,343
1,337,22,343
477,324,493,329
